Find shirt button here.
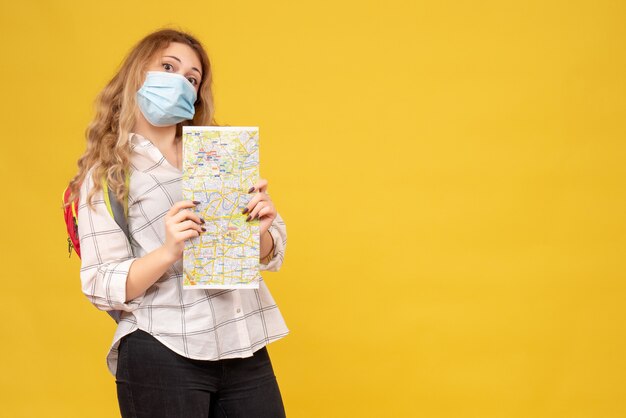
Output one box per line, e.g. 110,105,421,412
236,308,241,313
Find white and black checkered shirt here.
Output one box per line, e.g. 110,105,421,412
78,132,289,377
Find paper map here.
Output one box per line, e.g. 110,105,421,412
182,126,260,289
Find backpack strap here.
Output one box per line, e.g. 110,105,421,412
101,171,131,242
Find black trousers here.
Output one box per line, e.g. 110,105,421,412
115,328,287,417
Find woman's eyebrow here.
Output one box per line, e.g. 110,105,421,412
163,55,202,77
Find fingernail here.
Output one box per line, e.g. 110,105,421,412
246,214,251,222
200,218,205,224
193,200,201,205
242,207,248,214
201,227,206,232
248,187,255,193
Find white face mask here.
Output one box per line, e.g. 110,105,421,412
136,71,198,127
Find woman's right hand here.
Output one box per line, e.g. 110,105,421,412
163,200,205,261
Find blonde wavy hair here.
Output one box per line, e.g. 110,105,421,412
65,27,218,211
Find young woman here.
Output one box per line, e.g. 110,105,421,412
66,28,289,417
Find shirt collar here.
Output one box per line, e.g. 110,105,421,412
129,132,152,146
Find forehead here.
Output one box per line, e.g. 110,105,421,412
158,42,202,71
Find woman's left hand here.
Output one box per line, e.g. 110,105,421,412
242,178,276,236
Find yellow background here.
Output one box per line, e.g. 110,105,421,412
1,0,625,417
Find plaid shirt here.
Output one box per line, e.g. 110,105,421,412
77,132,289,377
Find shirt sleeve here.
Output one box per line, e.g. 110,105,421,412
260,211,287,272
77,168,145,312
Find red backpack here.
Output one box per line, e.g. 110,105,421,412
62,172,131,258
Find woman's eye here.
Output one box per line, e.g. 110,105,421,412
188,78,198,86
162,63,174,71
